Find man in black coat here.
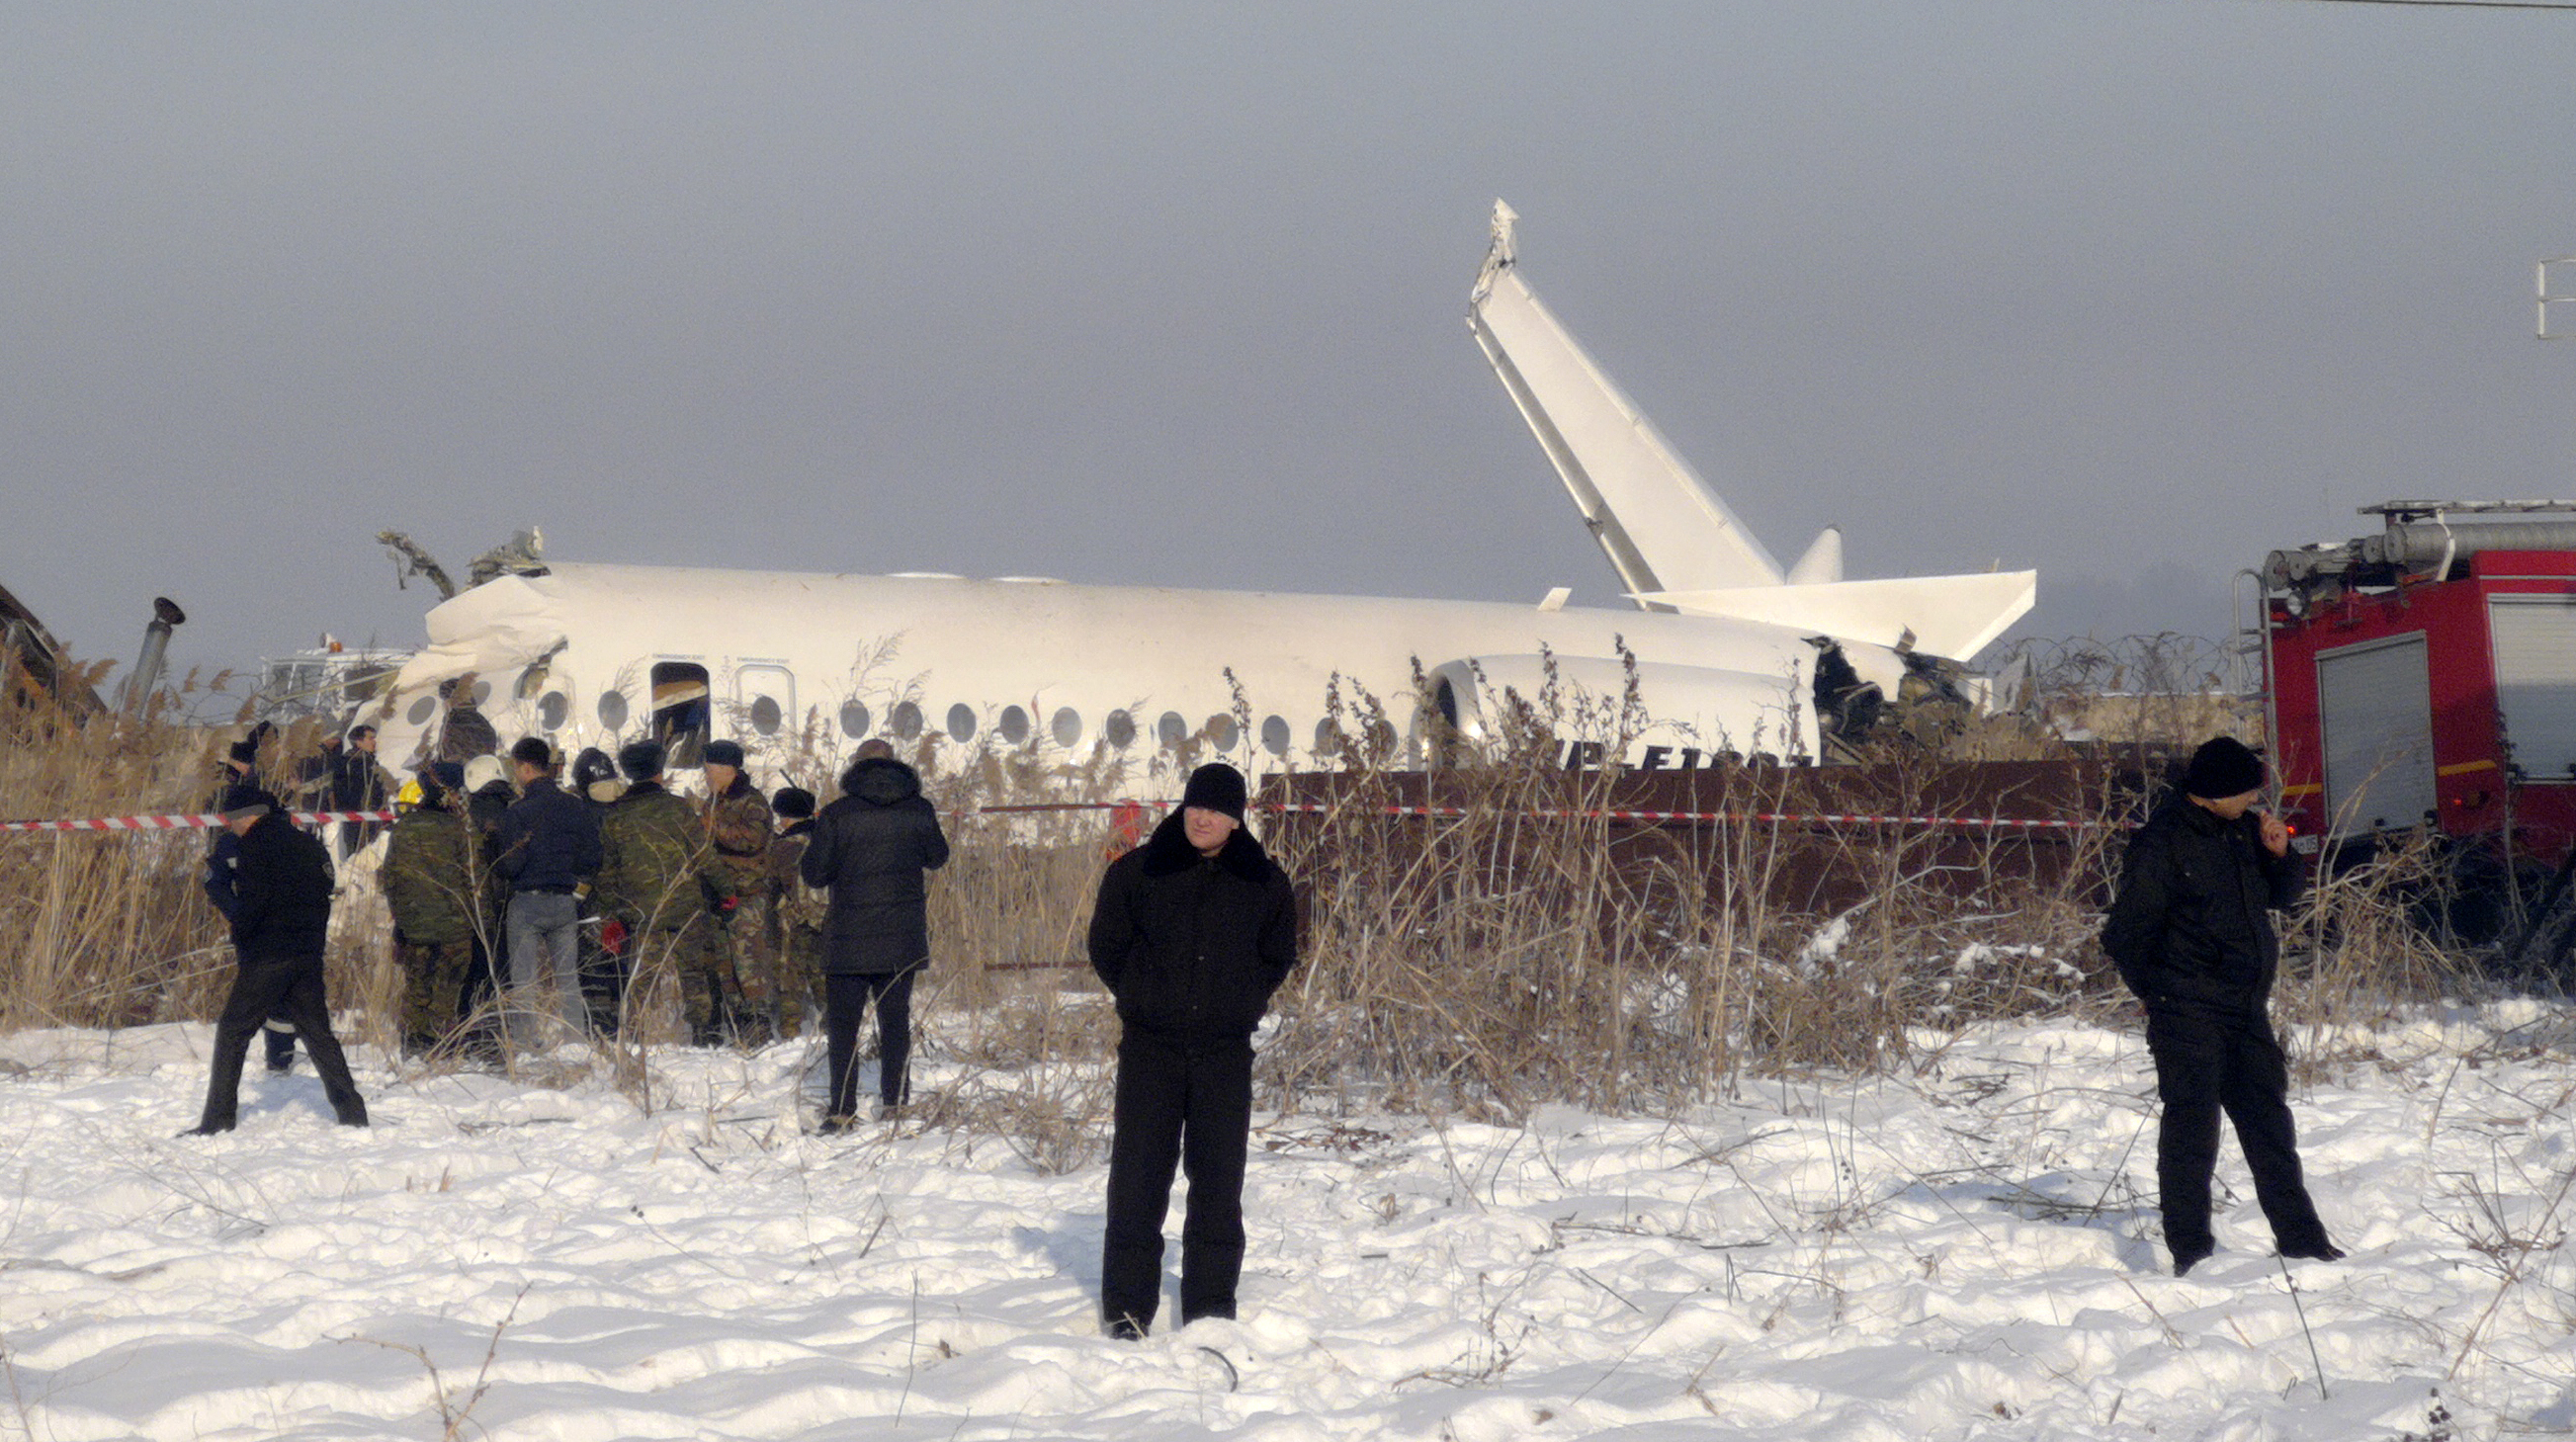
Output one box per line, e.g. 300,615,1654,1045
187,788,369,1135
495,736,605,1046
1086,762,1298,1338
204,731,299,1074
800,741,950,1126
2103,735,2342,1276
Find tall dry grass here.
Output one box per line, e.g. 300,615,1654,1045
0,642,2508,1131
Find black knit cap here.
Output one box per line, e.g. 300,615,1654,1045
704,739,746,769
2183,736,2267,800
771,786,816,819
226,736,260,767
618,739,666,782
1179,762,1247,822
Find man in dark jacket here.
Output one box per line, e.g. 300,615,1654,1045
2103,735,2343,1276
204,730,299,1074
329,723,391,856
187,788,369,1134
1086,762,1298,1338
800,741,949,1126
495,736,604,1045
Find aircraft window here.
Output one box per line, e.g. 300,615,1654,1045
890,701,923,739
514,666,547,701
1051,707,1081,748
839,700,869,738
1313,719,1337,758
649,662,712,769
1205,715,1240,751
406,696,436,726
998,706,1030,745
749,695,783,735
1262,716,1291,756
947,704,978,742
1157,712,1188,748
597,690,629,731
1363,718,1397,761
539,692,568,732
471,680,492,707
1103,710,1136,749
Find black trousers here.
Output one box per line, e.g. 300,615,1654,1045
1101,1028,1252,1333
2146,1004,2331,1258
200,953,368,1130
823,967,916,1118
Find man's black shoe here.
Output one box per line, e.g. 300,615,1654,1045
1105,1315,1148,1342
2172,1247,2213,1277
2278,1240,2346,1262
180,1121,234,1137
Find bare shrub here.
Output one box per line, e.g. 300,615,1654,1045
0,635,2512,1135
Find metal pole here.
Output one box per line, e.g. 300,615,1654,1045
122,597,187,716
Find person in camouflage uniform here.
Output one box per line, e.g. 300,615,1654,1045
595,740,727,1044
761,787,824,1038
698,740,776,1042
381,762,495,1055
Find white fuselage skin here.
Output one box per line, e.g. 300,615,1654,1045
373,560,1903,790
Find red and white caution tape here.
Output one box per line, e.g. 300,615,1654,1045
0,809,394,834
970,801,2107,829
7,803,2112,835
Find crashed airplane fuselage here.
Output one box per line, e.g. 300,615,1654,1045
370,205,2035,785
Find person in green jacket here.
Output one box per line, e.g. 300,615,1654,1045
382,762,495,1056
596,740,727,1044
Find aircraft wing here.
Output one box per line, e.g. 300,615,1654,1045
1469,201,1784,603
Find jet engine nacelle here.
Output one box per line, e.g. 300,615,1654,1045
1426,653,1815,769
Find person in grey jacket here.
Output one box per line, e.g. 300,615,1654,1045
800,741,949,1128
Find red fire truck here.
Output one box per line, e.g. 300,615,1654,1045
2260,501,2576,946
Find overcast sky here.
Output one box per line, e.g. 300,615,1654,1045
6,2,2574,697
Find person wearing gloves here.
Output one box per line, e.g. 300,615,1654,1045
1086,762,1298,1339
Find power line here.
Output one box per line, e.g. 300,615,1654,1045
2284,0,2576,9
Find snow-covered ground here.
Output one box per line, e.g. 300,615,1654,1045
0,1006,2568,1441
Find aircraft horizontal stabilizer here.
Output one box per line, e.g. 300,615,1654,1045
1633,570,2036,660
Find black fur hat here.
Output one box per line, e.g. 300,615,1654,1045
703,739,746,769
771,786,816,820
618,739,666,783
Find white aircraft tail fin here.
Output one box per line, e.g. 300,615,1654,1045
1785,527,1844,585
1470,201,1783,605
1633,569,2037,661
